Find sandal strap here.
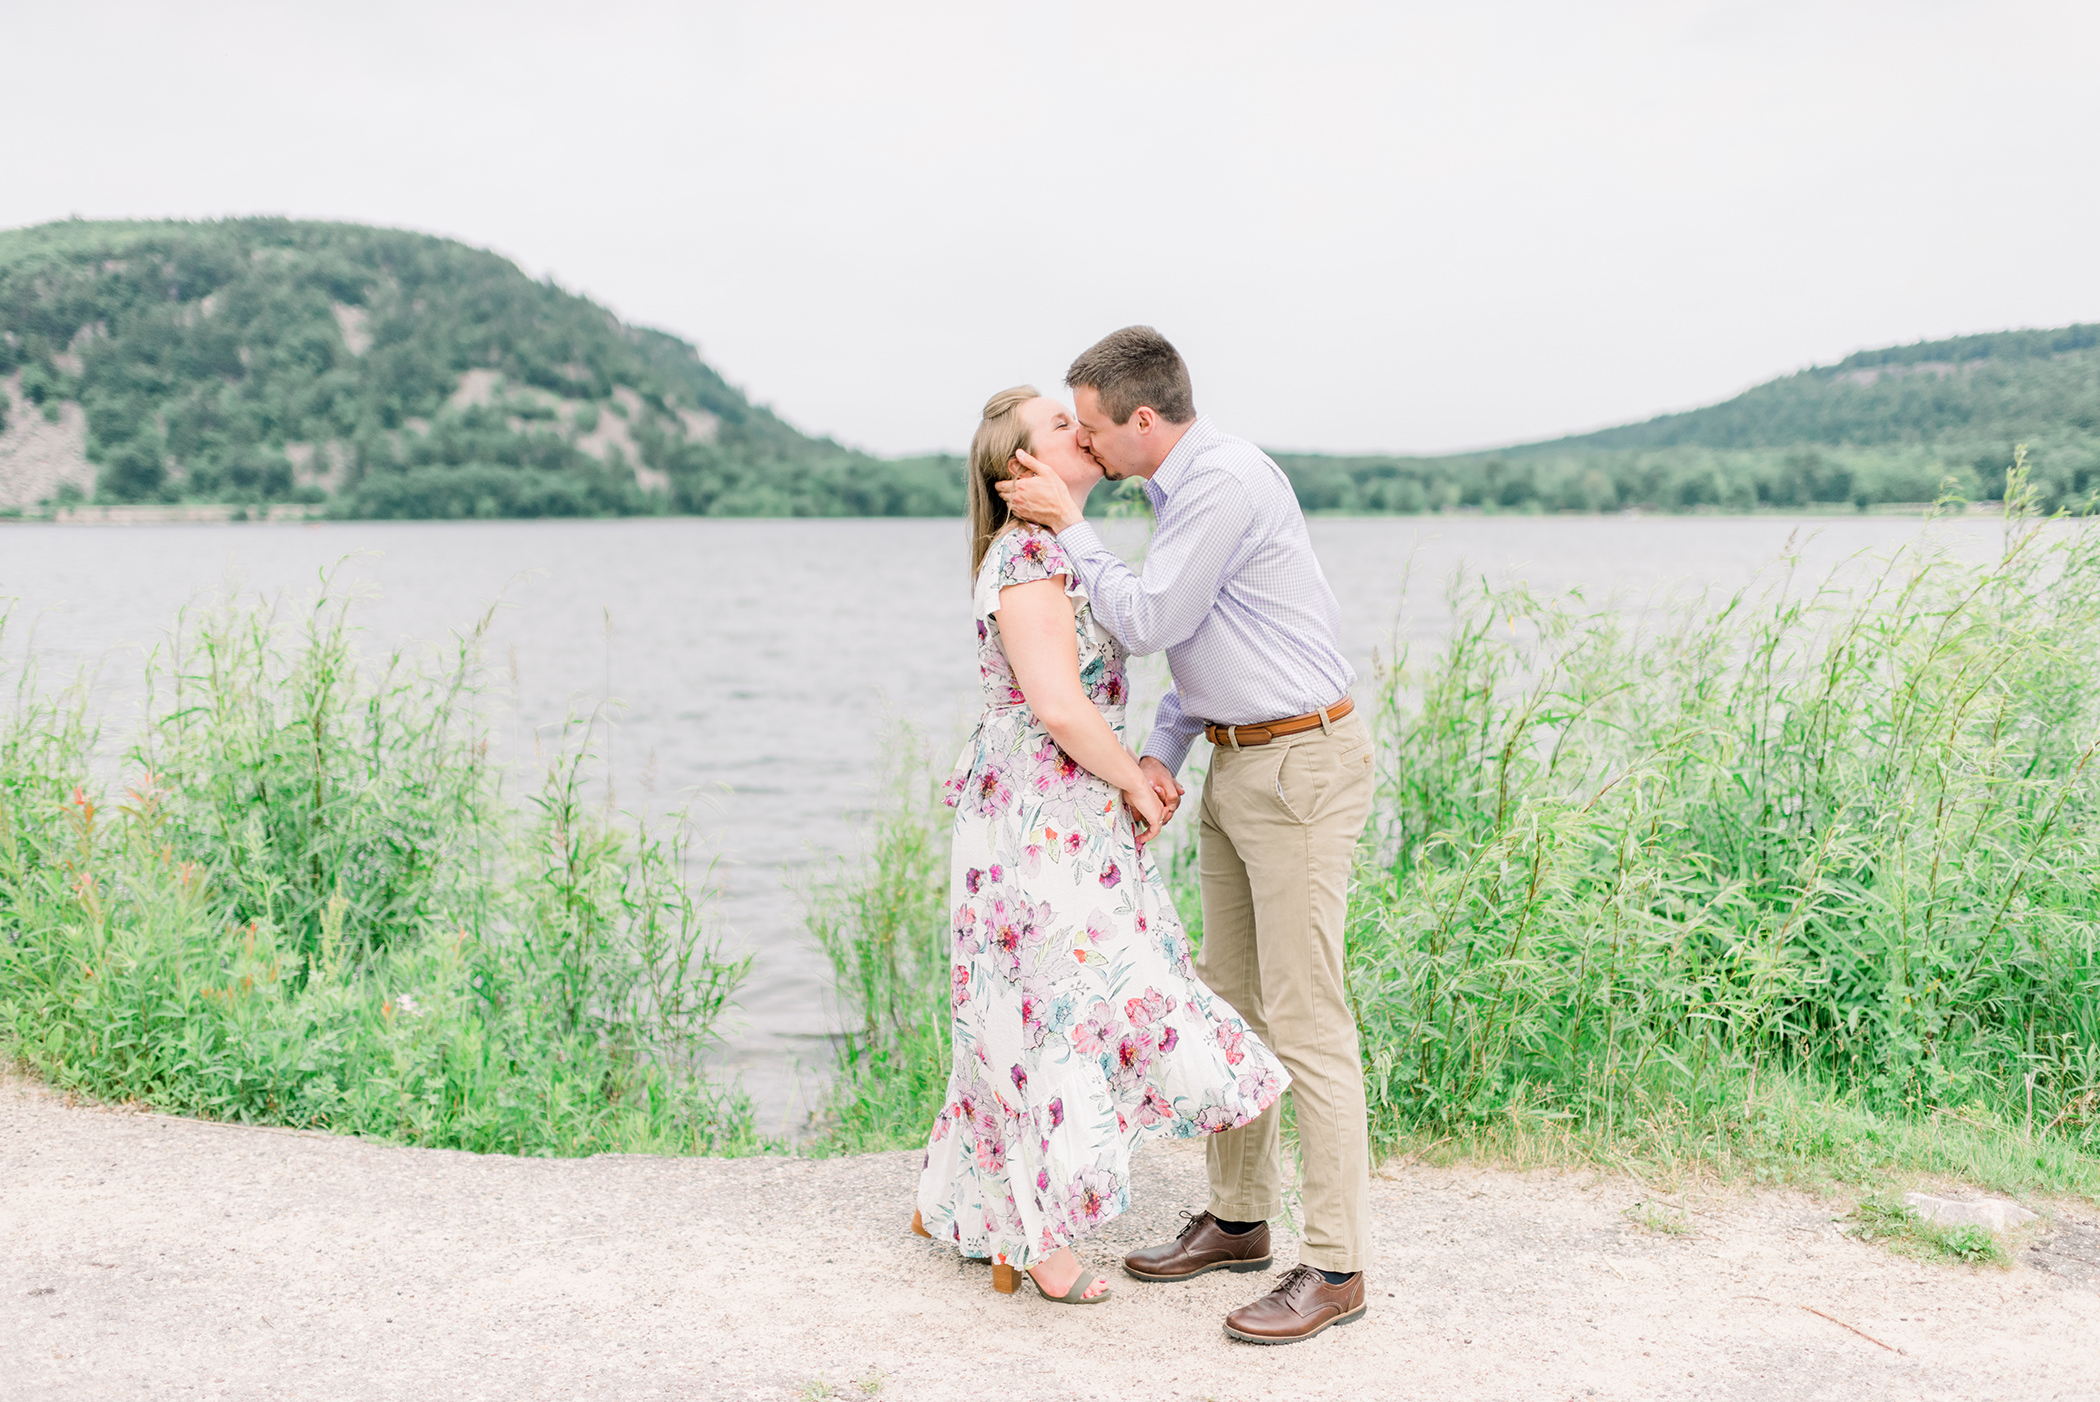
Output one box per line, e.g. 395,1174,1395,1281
1034,1270,1112,1304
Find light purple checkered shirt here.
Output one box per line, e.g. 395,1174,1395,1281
1055,416,1354,774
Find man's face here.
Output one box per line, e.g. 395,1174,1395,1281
1073,385,1149,480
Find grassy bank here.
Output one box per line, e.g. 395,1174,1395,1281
0,583,755,1155
812,473,2100,1201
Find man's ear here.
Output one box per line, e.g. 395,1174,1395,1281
1132,406,1157,435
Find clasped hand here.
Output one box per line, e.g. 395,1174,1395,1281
1125,756,1185,849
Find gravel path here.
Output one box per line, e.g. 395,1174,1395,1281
6,1073,2099,1401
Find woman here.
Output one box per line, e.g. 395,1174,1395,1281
912,387,1289,1304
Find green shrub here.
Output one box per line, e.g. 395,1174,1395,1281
1353,466,2100,1160
804,742,952,1154
810,471,2100,1192
0,582,754,1155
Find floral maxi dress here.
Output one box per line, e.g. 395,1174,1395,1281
916,525,1289,1269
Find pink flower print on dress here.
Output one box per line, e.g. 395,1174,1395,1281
953,902,982,956
951,965,971,1009
1031,736,1085,794
1123,987,1178,1029
1010,1064,1028,1097
1021,843,1044,876
971,761,1014,819
1067,1167,1117,1227
1159,1025,1179,1054
1064,830,1083,856
1017,976,1053,1049
1072,999,1120,1056
1031,737,1087,827
965,867,986,895
1098,861,1121,888
972,1099,1007,1174
1134,1085,1174,1128
1048,1096,1064,1129
987,894,1052,979
1071,907,1112,967
1013,531,1064,574
1238,1065,1282,1107
941,774,965,809
1195,1104,1237,1133
1111,1027,1158,1090
1216,1020,1247,1066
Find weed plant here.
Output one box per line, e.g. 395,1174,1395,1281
0,582,754,1155
805,740,951,1155
1847,1196,2011,1267
813,467,2100,1195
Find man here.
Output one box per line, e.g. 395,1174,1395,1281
998,326,1375,1345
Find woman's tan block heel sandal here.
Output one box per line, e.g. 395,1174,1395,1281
987,1259,1110,1302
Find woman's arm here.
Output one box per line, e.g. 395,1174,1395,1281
997,576,1165,841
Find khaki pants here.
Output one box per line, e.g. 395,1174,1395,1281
1194,708,1375,1273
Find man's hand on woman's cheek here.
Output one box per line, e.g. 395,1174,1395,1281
996,450,1082,532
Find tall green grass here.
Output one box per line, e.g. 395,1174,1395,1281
813,471,2100,1192
804,741,952,1155
0,581,755,1155
1354,468,2100,1177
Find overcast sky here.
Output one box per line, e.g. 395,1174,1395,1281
4,0,2094,456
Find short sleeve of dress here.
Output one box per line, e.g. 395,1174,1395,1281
972,525,1087,620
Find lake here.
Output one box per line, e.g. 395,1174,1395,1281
0,511,2009,1132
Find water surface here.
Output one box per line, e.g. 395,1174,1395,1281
0,512,2006,1130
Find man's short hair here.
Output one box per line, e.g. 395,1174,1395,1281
1065,326,1196,426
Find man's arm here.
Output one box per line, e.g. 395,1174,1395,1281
1043,468,1254,658
1139,685,1206,779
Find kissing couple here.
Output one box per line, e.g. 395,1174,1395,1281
909,327,1376,1345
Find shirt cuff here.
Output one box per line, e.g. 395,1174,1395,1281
1139,715,1203,775
1138,730,1196,776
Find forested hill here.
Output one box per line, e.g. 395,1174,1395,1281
3,216,2095,519
1542,324,2100,454
0,218,959,517
1272,327,2100,515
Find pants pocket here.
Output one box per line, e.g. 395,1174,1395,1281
1273,741,1329,825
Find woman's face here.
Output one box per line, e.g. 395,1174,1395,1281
1016,397,1104,498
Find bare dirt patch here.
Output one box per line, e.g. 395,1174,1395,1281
331,304,372,356
4,1074,2095,1401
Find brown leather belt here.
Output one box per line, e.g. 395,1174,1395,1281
1204,697,1354,749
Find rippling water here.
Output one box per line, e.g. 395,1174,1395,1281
0,511,2006,1131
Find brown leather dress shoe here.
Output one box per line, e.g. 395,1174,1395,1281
1123,1210,1272,1281
1222,1265,1367,1344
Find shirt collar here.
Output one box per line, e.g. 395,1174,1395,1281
1146,415,1218,501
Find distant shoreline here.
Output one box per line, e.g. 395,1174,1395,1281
1,501,2008,527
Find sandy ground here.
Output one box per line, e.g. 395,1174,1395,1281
5,1075,2099,1402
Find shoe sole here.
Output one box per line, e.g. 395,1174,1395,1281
1124,1256,1272,1282
1223,1304,1367,1345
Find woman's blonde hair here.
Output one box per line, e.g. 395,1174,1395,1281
967,385,1040,578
